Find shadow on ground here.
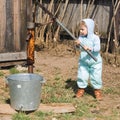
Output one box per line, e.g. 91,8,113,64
65,79,95,98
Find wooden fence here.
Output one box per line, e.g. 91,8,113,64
0,0,27,66
35,0,120,53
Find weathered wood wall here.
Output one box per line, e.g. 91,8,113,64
36,0,113,37
0,0,27,66
115,3,120,42
59,0,112,37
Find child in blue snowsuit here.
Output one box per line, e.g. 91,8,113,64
75,18,102,100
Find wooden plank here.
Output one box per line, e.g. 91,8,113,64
0,104,17,115
0,0,6,52
0,0,27,53
37,103,76,113
13,0,21,51
0,103,76,115
5,0,14,50
0,61,27,67
26,0,33,21
0,52,27,62
20,0,27,50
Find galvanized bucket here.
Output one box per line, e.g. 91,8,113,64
6,73,45,111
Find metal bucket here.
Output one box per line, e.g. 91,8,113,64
6,73,45,111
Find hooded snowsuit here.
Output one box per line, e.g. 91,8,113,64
77,19,102,89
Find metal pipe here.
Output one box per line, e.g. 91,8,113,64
26,22,35,73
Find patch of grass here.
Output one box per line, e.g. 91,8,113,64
112,108,120,119
34,111,53,120
0,71,4,76
56,113,79,120
103,87,119,95
9,67,20,74
54,75,61,81
42,84,73,103
0,65,119,120
12,113,31,120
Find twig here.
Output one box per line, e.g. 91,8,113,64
105,0,120,53
53,0,69,41
80,0,83,20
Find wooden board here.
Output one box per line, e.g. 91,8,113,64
0,103,76,115
37,103,76,113
0,60,27,67
0,52,26,62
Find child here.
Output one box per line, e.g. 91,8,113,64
75,18,102,100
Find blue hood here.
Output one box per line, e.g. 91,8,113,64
82,19,95,39
78,18,101,61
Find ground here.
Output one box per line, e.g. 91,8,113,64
0,43,120,119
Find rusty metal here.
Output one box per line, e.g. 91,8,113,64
26,22,35,73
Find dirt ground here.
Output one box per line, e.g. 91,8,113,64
35,46,120,118
0,44,120,119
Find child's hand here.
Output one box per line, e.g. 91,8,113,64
84,46,92,51
75,40,81,45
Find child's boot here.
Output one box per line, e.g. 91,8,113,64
76,88,84,98
94,89,102,100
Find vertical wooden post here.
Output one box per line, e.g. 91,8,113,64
114,2,120,47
